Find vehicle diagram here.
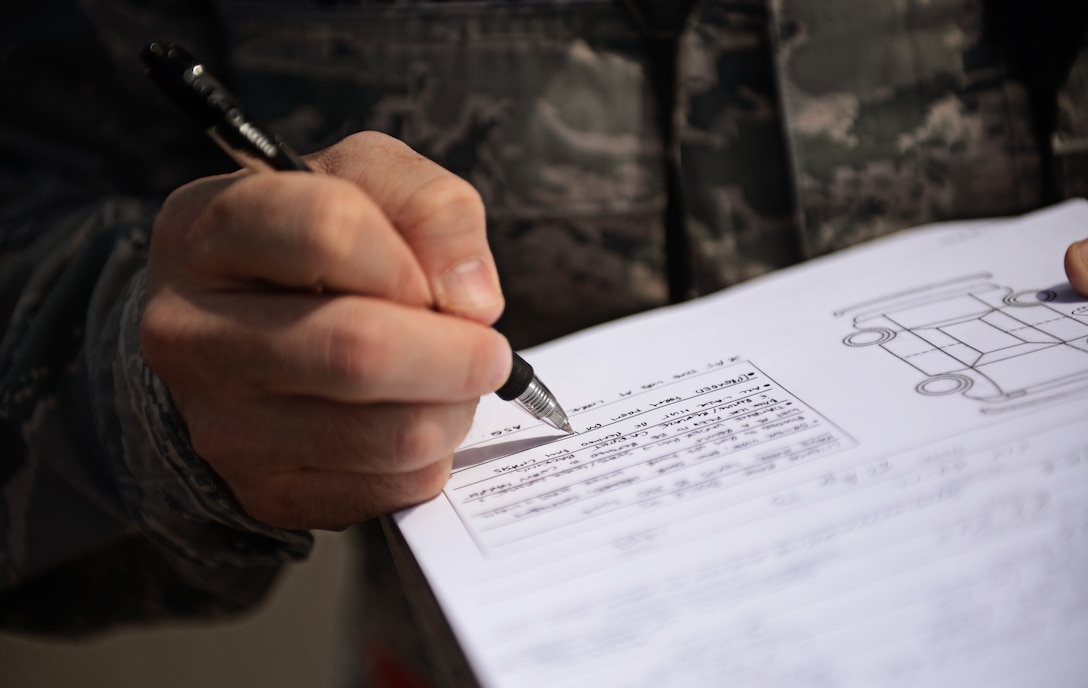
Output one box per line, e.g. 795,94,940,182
836,274,1088,411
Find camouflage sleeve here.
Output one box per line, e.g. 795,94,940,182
0,195,311,634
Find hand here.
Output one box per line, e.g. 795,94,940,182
140,132,510,530
1066,239,1088,296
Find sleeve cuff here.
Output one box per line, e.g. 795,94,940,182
90,268,313,569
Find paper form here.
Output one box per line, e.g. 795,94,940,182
394,200,1088,687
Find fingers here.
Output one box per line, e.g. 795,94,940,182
141,286,501,530
154,132,504,323
142,290,512,404
1066,239,1088,296
308,131,505,324
231,458,454,531
152,172,431,306
169,336,479,531
185,396,476,476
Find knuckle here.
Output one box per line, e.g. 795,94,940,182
139,297,187,375
409,174,485,230
188,181,240,248
309,131,399,175
302,182,367,263
155,180,209,242
346,129,400,153
398,458,453,503
319,313,386,386
390,403,474,471
391,410,447,467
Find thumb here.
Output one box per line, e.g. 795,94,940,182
393,171,505,325
308,131,504,325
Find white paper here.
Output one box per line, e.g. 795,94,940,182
394,200,1088,687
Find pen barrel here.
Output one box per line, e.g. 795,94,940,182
207,125,309,173
495,352,534,400
511,378,561,419
140,40,310,174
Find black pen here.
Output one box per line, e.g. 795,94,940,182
139,40,573,434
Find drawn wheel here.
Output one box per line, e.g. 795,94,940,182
843,328,896,347
916,374,973,396
1005,289,1055,306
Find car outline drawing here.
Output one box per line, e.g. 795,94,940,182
836,273,1088,411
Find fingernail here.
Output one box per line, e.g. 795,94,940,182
439,257,502,312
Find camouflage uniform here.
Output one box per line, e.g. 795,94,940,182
1,0,1085,682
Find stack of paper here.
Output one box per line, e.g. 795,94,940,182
395,200,1088,687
